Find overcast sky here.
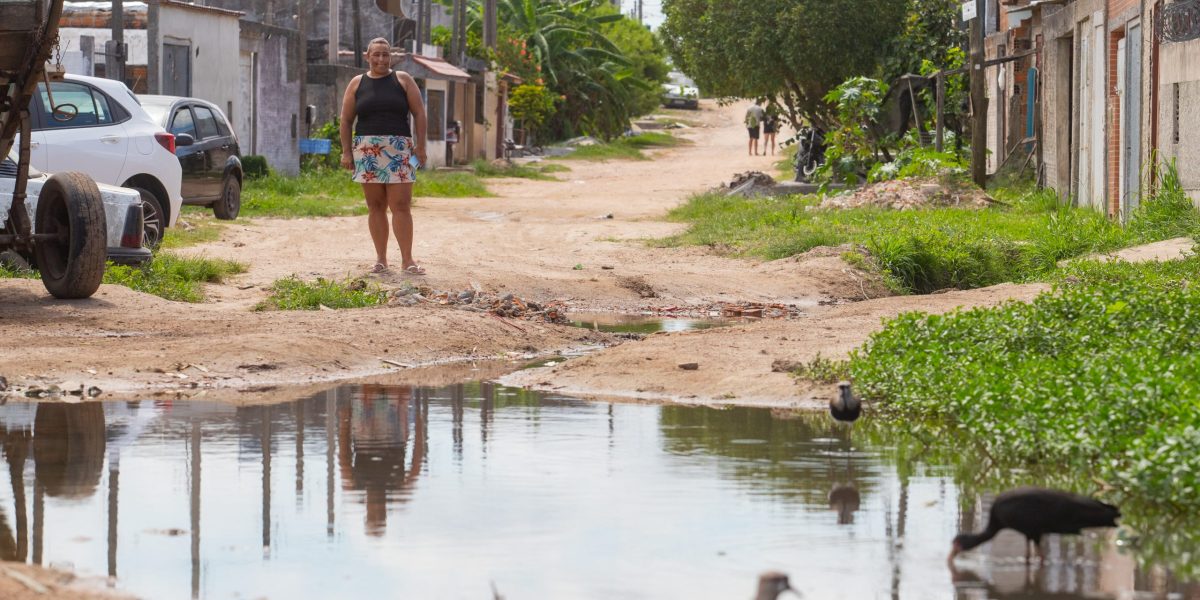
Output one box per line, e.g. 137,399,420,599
620,0,665,29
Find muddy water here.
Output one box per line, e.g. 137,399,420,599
568,312,731,333
0,384,1194,599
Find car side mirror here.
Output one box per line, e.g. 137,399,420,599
175,133,195,147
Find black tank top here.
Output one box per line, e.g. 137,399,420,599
354,71,412,137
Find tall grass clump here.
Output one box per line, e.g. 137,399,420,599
257,276,387,310
849,255,1200,509
104,253,247,302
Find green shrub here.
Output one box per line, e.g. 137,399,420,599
849,255,1200,509
242,155,270,179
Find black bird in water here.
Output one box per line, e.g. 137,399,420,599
949,487,1120,563
829,381,861,423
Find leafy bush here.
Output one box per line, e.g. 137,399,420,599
849,255,1200,509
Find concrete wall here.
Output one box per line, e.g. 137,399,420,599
58,27,150,69
422,79,448,168
1158,35,1200,205
240,20,305,175
306,63,361,134
151,5,241,119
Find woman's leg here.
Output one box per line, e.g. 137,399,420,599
363,183,390,266
385,183,417,269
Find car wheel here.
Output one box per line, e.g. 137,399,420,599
32,172,107,299
213,174,241,220
133,187,165,249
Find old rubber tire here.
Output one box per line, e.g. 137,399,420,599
133,187,165,249
33,172,107,299
213,174,241,220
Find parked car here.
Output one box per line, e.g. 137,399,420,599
138,95,243,220
661,72,700,110
25,73,182,248
1,153,151,266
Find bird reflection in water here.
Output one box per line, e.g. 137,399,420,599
338,385,426,537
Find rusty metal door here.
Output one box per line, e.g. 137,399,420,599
163,42,191,97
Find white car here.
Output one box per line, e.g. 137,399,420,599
1,153,151,266
25,73,182,248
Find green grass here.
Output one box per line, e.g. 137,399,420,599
241,168,493,218
256,275,388,310
554,131,687,161
658,185,1200,293
160,207,226,249
788,353,851,384
103,253,247,302
471,159,569,180
1,251,244,302
849,254,1200,511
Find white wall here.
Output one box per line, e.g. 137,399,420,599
58,27,149,72
155,5,240,113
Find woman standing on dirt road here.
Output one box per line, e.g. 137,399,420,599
340,37,429,275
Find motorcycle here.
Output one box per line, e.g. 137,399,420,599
792,126,826,183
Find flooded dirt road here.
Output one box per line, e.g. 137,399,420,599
2,383,1194,599
0,99,1048,402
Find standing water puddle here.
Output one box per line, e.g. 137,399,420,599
568,312,732,333
0,383,1195,599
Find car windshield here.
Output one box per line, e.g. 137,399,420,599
668,72,696,88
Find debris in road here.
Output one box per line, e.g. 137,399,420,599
618,276,657,298
725,171,778,197
678,362,700,370
0,375,6,392
391,284,572,324
819,177,995,210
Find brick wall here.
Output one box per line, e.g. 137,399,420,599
1107,28,1125,217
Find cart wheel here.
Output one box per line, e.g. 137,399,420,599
33,172,107,299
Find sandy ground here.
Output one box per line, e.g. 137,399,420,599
3,98,1194,598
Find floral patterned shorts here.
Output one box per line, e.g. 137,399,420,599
351,135,417,184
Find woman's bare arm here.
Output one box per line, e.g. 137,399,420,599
399,71,428,166
339,76,361,169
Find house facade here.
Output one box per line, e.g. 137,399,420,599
987,0,1200,216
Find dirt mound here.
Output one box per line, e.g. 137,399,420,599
723,171,778,196
820,178,994,210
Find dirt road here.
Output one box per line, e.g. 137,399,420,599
0,100,1059,404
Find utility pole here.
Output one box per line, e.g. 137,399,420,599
329,0,340,63
637,0,643,24
969,0,988,188
483,0,497,49
107,0,126,84
352,0,363,67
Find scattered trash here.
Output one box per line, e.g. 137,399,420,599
389,284,571,324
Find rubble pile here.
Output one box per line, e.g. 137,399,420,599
724,171,778,196
389,284,571,324
820,178,995,210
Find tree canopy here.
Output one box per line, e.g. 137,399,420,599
660,0,908,128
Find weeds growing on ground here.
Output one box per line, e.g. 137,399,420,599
160,207,227,249
471,159,568,180
257,275,387,310
104,253,247,302
555,131,686,161
660,183,1200,293
242,169,492,218
788,353,851,383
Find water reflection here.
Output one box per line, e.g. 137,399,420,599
0,386,1193,599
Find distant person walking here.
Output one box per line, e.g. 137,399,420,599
745,102,765,156
762,108,780,156
340,37,429,275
